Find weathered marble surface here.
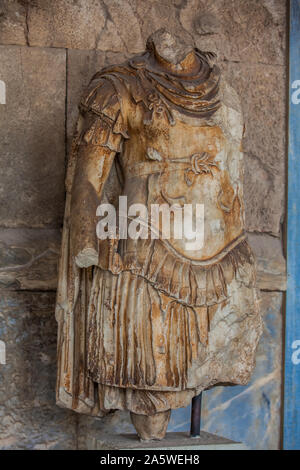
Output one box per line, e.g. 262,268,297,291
0,1,28,46
0,45,66,228
167,292,283,450
0,229,60,291
66,49,128,150
0,229,285,293
0,292,76,450
77,412,135,450
0,0,287,451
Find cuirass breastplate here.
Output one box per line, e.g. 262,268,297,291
120,103,245,262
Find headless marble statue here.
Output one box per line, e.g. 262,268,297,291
55,29,262,440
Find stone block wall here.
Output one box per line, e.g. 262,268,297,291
0,0,287,449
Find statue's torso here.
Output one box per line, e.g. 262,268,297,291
120,98,245,261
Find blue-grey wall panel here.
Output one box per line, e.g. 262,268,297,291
284,0,300,450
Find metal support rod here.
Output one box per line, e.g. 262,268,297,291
190,392,202,437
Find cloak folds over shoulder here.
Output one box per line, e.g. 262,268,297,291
55,52,222,414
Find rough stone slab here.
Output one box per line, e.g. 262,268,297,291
0,229,284,292
248,233,286,291
0,1,28,46
117,0,191,52
0,228,61,291
28,0,144,53
0,291,76,449
79,292,282,451
87,431,247,450
0,45,66,228
201,292,283,450
180,0,286,65
222,62,286,235
8,0,286,65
